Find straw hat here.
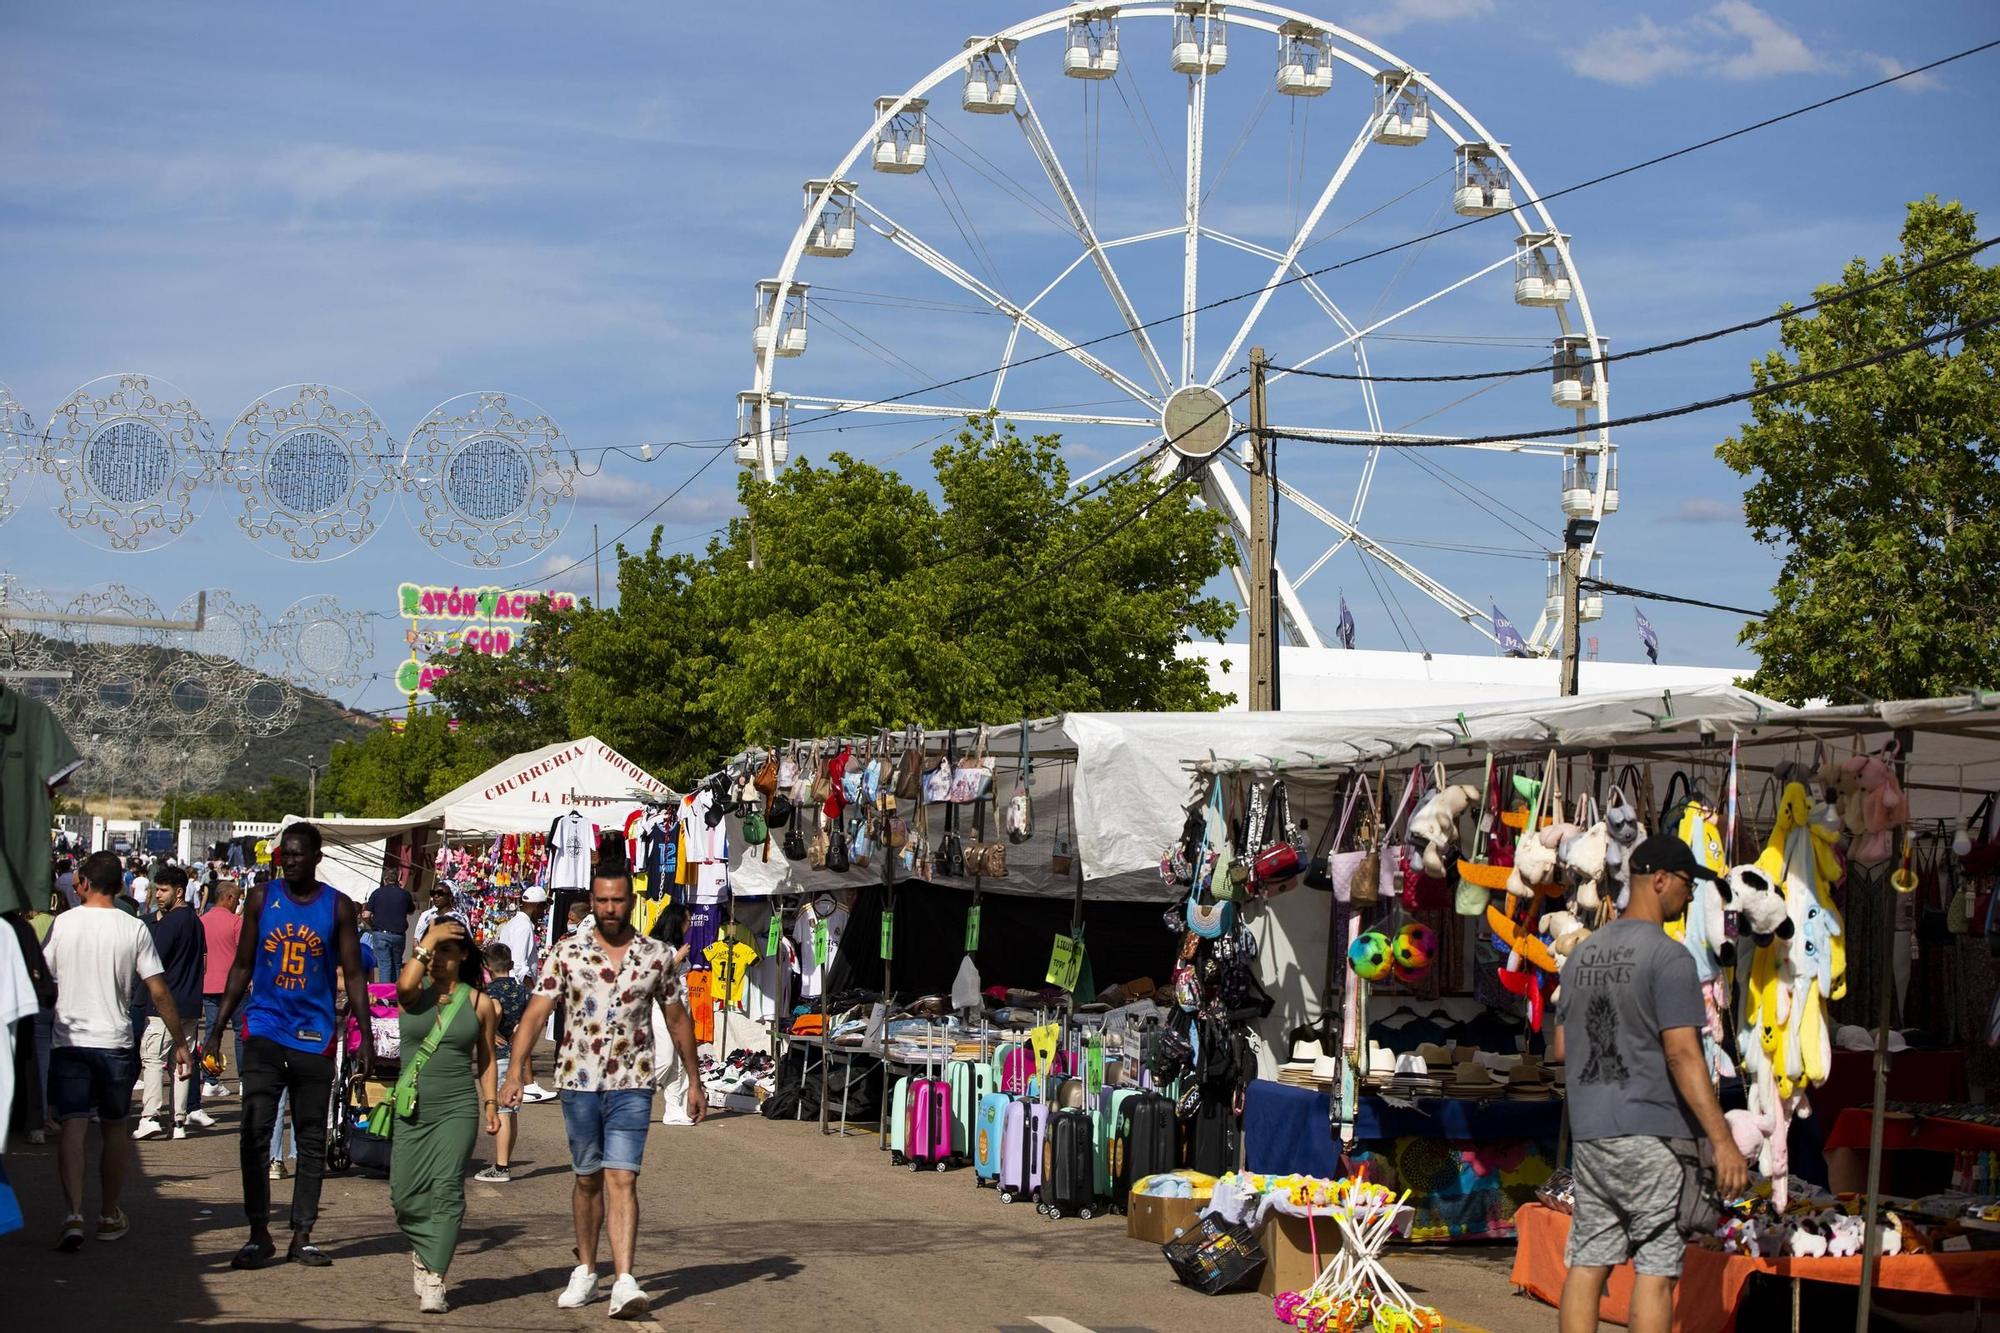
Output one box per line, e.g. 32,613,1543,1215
1449,1061,1500,1095
1415,1042,1453,1068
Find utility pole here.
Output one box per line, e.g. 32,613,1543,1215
1559,517,1596,697
1247,347,1276,711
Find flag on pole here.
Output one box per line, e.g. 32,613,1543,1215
1336,595,1356,650
1636,608,1660,664
1491,603,1530,658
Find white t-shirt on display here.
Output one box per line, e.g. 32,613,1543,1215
45,906,163,1050
792,906,848,1000
0,925,37,1146
547,812,596,890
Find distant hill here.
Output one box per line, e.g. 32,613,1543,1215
7,633,379,793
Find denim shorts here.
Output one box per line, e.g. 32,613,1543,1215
50,1045,139,1122
494,1055,515,1116
559,1088,652,1175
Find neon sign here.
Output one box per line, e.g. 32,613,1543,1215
395,582,576,695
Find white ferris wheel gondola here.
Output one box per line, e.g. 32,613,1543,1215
742,2,1615,657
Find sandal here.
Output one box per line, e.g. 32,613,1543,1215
289,1240,333,1268
231,1240,277,1270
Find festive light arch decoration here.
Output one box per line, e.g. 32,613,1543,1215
42,373,215,551
274,593,373,689
0,382,33,527
224,382,399,561
402,391,577,568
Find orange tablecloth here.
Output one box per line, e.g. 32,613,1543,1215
1823,1108,2000,1154
1509,1203,2000,1333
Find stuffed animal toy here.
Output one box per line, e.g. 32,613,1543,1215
1685,875,1735,975
1824,754,1865,838
1410,784,1480,878
1725,1107,1764,1163
1825,1213,1866,1258
1559,824,1609,914
1788,1217,1829,1258
1507,831,1559,899
1807,801,1846,886
1536,910,1590,963
1602,794,1645,900
1849,745,1909,865
1728,866,1794,947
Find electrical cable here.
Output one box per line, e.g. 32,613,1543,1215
1581,576,1768,620
1269,313,1998,450
1274,234,2000,384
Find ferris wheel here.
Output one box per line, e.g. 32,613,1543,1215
745,1,1615,655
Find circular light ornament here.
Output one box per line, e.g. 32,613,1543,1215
274,594,372,688
64,584,168,665
177,589,269,668
403,391,576,568
232,671,302,739
225,383,398,560
155,657,226,733
0,382,34,527
43,373,214,551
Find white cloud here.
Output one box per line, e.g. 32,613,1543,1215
1344,0,1495,38
1668,498,1743,525
1865,53,1943,93
1570,3,1829,87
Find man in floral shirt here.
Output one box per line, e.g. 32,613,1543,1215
501,869,703,1319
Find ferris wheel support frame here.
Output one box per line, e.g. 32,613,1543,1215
750,1,1613,657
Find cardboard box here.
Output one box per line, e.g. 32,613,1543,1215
1127,1195,1201,1245
1258,1213,1328,1296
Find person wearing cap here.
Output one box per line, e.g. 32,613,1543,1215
1550,834,1748,1333
494,887,550,987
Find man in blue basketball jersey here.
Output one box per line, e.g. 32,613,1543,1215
210,822,374,1270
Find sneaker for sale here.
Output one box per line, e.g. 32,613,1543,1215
186,1109,217,1129
132,1118,164,1141
608,1274,649,1320
555,1264,600,1309
473,1165,511,1183
96,1210,130,1242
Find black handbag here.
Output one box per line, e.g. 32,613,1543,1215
782,819,808,862
827,824,851,873
767,793,794,829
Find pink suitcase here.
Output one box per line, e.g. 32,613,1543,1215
906,1077,952,1171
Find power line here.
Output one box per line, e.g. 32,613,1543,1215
1582,576,1767,620
1273,234,2000,384
1269,313,1998,451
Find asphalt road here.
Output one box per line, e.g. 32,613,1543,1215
0,1089,1556,1332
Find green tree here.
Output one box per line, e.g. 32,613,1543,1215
316,710,496,818
434,421,1237,785
156,776,311,824
1717,198,2000,704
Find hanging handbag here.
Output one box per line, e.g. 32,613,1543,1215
827,820,851,873
776,746,799,794
1005,722,1034,844
949,725,995,805
809,742,833,803
894,725,926,802
742,804,769,846
1305,776,1363,892
782,818,808,862
1188,780,1237,938
925,731,957,805
1454,754,1504,915
365,982,470,1141
808,816,830,870
753,749,779,802
767,792,795,829
1337,771,1385,905
1251,778,1305,888
849,814,873,868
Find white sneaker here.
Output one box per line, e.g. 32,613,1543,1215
608,1274,649,1320
414,1254,449,1313
201,1081,226,1100
186,1109,217,1129
132,1118,164,1141
555,1264,599,1309
521,1083,556,1104
171,1123,188,1139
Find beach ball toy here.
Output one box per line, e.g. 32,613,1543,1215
1392,923,1437,973
1349,931,1393,981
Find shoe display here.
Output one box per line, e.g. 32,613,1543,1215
186,1109,218,1128
608,1274,649,1320
555,1264,600,1309
132,1118,163,1141
473,1165,511,1183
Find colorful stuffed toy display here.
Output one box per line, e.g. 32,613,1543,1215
1408,784,1480,878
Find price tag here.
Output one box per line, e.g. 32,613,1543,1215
1029,1022,1060,1076
1046,932,1083,991
880,909,895,960
964,904,982,952
765,912,783,958
1085,1036,1105,1095
812,917,828,969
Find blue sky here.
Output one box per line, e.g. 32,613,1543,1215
2,0,1994,718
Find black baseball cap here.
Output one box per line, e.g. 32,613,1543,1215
1628,834,1721,883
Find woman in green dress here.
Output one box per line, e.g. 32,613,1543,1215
393,916,501,1314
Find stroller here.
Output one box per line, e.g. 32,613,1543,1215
326,987,400,1177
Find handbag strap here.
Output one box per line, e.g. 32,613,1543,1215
396,982,471,1099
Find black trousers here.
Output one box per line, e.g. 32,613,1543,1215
238,1037,335,1233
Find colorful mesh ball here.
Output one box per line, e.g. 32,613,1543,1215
1392,923,1437,973
1349,931,1393,981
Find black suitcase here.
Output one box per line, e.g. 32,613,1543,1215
1113,1092,1177,1212
1190,1089,1239,1176
1039,1107,1097,1219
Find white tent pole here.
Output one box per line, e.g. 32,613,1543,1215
1856,727,1912,1328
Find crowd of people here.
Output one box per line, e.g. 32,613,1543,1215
8,822,707,1319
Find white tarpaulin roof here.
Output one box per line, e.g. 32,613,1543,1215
409,735,674,833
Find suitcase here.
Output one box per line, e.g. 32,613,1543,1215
1190,1091,1239,1176
973,1091,1009,1185
887,1075,912,1164
1094,1088,1136,1201
1113,1091,1178,1212
1039,1106,1098,1218
905,1076,952,1171
998,1098,1047,1204
946,1059,987,1156
995,1043,1030,1095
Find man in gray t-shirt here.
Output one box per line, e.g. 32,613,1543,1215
1550,834,1747,1333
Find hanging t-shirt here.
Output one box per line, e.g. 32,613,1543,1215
792,907,848,1000
743,933,791,1024
0,923,38,1148
44,906,164,1050
694,860,730,907
702,939,758,1008
0,687,81,917
546,811,596,890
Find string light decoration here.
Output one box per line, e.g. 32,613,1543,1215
402,391,577,568
224,382,399,560
41,373,215,551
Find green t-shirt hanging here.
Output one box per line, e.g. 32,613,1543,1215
0,690,82,916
